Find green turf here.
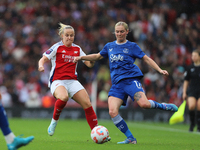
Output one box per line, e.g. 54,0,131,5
0,118,199,150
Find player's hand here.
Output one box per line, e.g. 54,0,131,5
73,56,81,63
182,93,187,100
38,66,45,72
90,61,95,65
159,70,169,75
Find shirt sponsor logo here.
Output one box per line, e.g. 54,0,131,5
110,54,123,62
62,54,75,62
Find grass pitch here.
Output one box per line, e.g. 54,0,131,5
0,118,199,150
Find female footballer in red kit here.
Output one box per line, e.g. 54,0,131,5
38,23,108,140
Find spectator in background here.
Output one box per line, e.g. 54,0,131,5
25,91,41,108
0,86,12,107
41,92,56,108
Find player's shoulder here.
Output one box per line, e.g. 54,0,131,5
106,41,115,46
50,41,64,50
185,64,194,72
126,40,138,46
72,43,81,48
189,64,195,69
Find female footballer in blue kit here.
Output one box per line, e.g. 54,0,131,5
73,21,178,144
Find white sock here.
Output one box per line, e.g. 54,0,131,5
149,100,155,108
51,118,58,124
5,132,15,144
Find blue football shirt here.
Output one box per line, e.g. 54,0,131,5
100,40,145,84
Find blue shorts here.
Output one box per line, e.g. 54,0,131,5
108,78,144,106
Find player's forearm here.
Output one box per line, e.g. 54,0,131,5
81,54,101,61
144,56,162,73
84,60,95,68
182,80,189,94
38,58,45,68
38,56,49,72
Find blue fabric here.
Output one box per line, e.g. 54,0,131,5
149,100,163,109
108,78,144,106
112,114,134,138
100,40,145,85
0,104,11,135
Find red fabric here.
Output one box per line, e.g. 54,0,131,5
53,99,67,120
51,45,80,81
84,106,98,130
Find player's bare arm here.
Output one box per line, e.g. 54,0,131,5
182,80,189,100
38,55,49,72
73,53,103,63
84,60,95,68
142,55,169,75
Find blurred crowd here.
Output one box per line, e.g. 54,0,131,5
0,0,200,108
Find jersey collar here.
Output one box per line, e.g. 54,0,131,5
115,40,128,45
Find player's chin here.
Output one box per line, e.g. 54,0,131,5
117,37,125,41
66,41,73,46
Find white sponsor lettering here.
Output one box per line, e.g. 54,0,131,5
62,54,75,62
110,54,123,62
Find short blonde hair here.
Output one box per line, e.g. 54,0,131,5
58,22,75,38
115,21,129,31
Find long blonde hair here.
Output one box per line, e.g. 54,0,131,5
58,22,75,38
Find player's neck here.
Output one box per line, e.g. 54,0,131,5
116,40,127,44
194,62,200,66
65,44,72,47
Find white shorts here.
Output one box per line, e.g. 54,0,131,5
50,80,85,98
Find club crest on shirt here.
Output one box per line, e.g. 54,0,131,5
74,51,78,54
123,48,129,53
46,49,53,54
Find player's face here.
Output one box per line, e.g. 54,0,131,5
62,29,75,47
115,25,128,43
192,52,200,63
